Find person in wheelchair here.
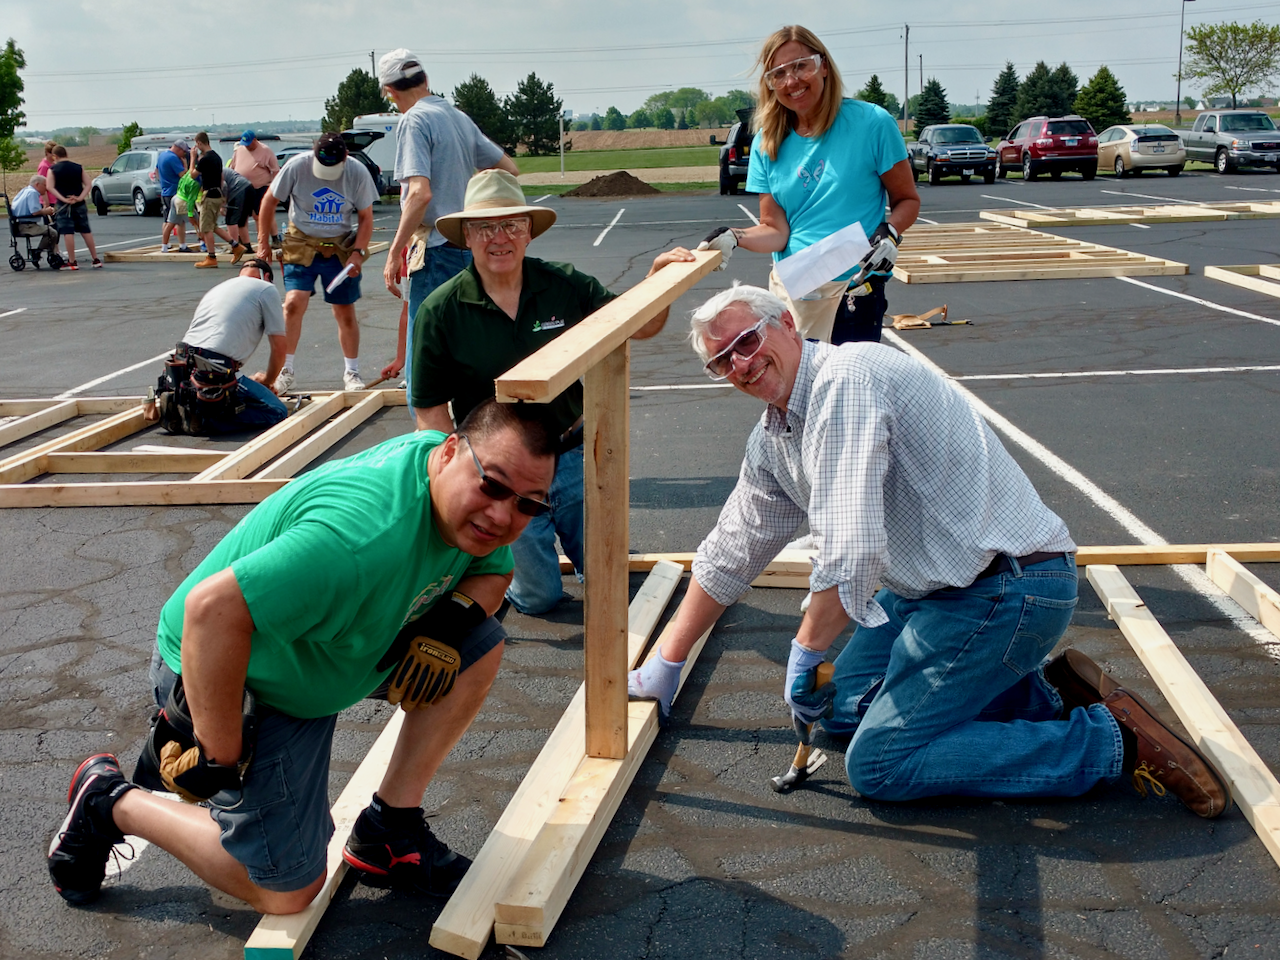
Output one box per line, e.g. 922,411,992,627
8,175,62,269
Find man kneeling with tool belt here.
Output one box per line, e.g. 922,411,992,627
145,259,289,435
48,399,557,914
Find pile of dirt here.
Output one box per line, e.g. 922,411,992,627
563,171,661,198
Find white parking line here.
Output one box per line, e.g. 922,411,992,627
0,307,28,319
884,327,1280,659
737,203,759,225
632,383,733,392
1115,276,1280,328
1099,189,1197,204
54,351,170,399
954,363,1280,382
1128,223,1152,229
593,208,625,247
981,194,1054,209
533,195,552,203
1224,185,1280,194
917,216,939,225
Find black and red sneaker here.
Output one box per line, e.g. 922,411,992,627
48,754,136,905
342,797,470,898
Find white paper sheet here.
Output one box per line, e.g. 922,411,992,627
773,222,872,301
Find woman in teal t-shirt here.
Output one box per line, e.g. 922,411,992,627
712,25,919,345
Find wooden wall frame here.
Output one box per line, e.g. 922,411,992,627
1204,264,1280,300
103,240,390,264
979,200,1280,228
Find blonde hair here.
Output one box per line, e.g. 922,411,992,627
753,25,844,161
43,139,56,157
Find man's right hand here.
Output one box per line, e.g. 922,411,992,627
384,252,403,298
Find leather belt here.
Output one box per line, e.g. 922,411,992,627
976,551,1067,581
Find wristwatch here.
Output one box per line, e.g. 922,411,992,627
352,247,368,256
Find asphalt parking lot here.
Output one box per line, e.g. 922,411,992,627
3,167,1280,959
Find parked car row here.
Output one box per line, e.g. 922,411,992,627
909,109,1278,186
89,130,389,216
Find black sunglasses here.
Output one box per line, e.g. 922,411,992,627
459,434,552,517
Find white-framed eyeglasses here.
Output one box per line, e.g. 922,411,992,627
464,217,532,243
764,53,823,91
704,319,768,380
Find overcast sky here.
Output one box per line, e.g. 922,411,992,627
10,0,1280,132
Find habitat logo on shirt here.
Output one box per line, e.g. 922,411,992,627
309,187,347,225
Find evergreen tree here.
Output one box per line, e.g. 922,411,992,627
603,106,626,131
1049,63,1079,115
322,69,389,133
987,62,1020,137
655,107,675,130
0,38,25,140
117,121,144,155
453,74,512,151
505,73,562,156
1074,66,1131,132
1013,61,1054,123
857,74,888,109
628,108,652,129
589,115,602,131
916,78,950,127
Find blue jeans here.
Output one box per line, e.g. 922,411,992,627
406,245,473,396
203,375,289,434
824,555,1125,801
505,442,584,614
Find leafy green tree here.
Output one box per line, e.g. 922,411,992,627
646,87,709,117
77,125,100,147
693,99,732,126
1184,20,1280,108
721,90,754,113
322,69,390,133
118,121,144,155
916,78,950,127
589,115,602,130
1184,95,1197,110
987,62,1020,136
655,107,675,130
0,136,26,197
453,74,513,152
882,92,901,120
0,39,25,140
603,106,626,131
505,72,562,155
628,108,652,129
1074,66,1130,132
572,120,589,131
857,74,888,108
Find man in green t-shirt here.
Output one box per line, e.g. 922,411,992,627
412,169,696,615
49,400,557,915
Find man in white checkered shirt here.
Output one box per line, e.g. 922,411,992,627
627,284,1229,818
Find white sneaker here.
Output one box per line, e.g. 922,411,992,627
160,244,170,253
343,370,366,391
273,368,295,394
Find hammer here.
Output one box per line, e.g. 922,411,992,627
770,662,835,793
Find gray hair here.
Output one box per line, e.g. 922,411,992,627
688,282,789,363
29,174,46,187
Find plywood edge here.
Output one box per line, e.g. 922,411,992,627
1085,565,1280,867
1206,549,1280,641
429,562,682,959
245,711,406,959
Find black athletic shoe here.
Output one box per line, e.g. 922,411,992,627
342,801,471,898
48,754,135,905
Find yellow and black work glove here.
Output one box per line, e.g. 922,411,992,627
158,739,246,804
142,677,257,804
379,591,487,711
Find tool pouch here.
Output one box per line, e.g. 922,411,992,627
282,224,356,268
406,224,431,274
155,344,242,435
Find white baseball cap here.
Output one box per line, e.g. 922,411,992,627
378,49,425,86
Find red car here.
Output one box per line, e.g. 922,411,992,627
996,115,1098,181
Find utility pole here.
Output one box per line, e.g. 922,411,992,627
370,50,376,78
903,24,910,136
1175,0,1195,126
919,54,923,99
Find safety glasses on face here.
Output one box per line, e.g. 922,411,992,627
459,434,552,517
764,53,823,91
704,318,768,381
463,217,532,243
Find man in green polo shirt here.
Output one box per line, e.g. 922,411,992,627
411,169,695,615
48,400,557,915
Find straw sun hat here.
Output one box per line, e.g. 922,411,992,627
434,169,557,247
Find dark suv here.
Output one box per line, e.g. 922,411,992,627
997,115,1098,180
711,107,754,195
909,124,997,184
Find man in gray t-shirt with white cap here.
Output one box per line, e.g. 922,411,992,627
376,48,518,407
259,133,376,393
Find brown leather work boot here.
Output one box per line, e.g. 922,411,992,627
1044,649,1120,715
1102,689,1230,818
194,255,218,269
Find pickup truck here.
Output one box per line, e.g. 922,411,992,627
908,124,997,184
1183,110,1280,173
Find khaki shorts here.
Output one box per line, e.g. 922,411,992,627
198,193,222,233
768,267,846,343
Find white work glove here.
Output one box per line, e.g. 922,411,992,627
848,222,901,293
784,638,835,725
696,226,739,272
628,650,686,723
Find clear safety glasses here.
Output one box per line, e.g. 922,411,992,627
704,319,768,381
764,53,823,91
464,217,532,243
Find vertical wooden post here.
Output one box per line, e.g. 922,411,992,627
582,342,629,759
